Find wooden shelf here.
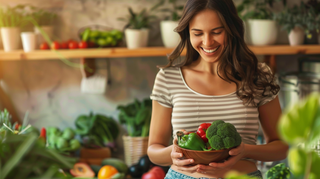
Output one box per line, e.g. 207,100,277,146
0,45,319,60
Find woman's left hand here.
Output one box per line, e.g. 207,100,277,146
196,143,247,175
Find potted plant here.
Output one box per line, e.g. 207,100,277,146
116,98,152,166
30,7,57,46
74,112,120,165
118,7,156,49
152,0,184,48
237,0,286,45
0,5,29,51
303,0,320,44
274,3,306,46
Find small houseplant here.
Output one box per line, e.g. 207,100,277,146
303,1,320,44
30,7,57,46
152,0,184,47
0,5,29,51
118,7,156,49
117,98,152,166
273,3,306,46
236,0,286,45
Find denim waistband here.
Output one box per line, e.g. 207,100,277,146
164,168,263,179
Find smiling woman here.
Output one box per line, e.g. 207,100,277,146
189,9,225,63
147,0,288,179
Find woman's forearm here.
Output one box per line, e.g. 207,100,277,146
244,140,289,161
147,144,173,166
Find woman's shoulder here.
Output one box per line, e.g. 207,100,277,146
158,66,180,74
257,62,272,73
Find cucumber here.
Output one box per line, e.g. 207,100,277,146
89,165,102,176
101,158,128,174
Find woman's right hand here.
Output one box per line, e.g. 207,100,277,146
171,136,199,173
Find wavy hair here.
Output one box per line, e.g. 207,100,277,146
161,0,280,106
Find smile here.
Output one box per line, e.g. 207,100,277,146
201,46,220,53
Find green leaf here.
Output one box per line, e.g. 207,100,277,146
1,133,37,179
278,93,320,145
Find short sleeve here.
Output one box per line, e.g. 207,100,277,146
255,63,279,107
150,69,173,108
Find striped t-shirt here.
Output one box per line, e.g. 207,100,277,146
150,63,277,147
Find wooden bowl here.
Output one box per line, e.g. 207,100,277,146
173,139,231,165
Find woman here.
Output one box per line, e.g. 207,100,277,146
147,0,288,178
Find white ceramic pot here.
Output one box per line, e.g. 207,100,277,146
125,28,149,49
247,19,278,46
1,27,21,51
288,26,305,46
34,26,53,46
21,32,37,52
160,20,180,48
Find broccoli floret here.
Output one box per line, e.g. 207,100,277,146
206,120,225,139
208,135,224,150
223,137,235,149
206,121,242,150
266,163,291,179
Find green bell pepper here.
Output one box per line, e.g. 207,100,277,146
178,132,206,151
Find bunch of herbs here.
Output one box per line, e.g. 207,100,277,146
0,5,30,28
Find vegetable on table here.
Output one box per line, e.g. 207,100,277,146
98,165,119,179
70,162,95,177
101,158,128,174
206,120,242,150
142,166,166,179
39,127,46,143
196,123,211,143
178,132,206,151
75,112,119,148
265,163,291,179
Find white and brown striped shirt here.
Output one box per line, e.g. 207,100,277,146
150,63,277,147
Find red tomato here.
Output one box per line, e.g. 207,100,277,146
78,41,88,49
142,167,165,179
68,41,78,49
51,41,60,50
60,42,68,49
40,42,49,50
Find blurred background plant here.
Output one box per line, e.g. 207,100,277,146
118,7,157,30
237,0,287,21
29,6,57,27
152,0,184,21
0,5,30,28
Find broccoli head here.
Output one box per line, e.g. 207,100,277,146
206,120,225,139
206,121,242,150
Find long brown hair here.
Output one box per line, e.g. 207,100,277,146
161,0,279,106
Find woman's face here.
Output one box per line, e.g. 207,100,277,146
189,9,226,63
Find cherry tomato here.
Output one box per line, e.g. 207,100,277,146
40,42,49,50
68,41,78,49
78,41,88,49
51,41,60,50
60,42,68,49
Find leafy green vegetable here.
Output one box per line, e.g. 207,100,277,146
265,163,291,179
117,98,152,137
0,132,76,179
75,112,119,148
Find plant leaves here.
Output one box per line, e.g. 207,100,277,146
278,93,320,145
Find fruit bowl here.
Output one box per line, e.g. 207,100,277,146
173,138,231,165
78,25,123,48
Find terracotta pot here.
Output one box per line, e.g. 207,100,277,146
79,147,111,165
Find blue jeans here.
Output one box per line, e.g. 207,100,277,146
164,168,263,179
